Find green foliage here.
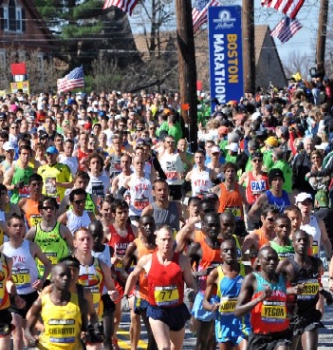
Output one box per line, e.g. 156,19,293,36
61,22,104,39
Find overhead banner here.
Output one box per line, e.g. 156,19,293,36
208,6,244,106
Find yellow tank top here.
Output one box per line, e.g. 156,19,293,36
0,253,9,310
38,293,82,350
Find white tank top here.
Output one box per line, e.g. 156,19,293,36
67,209,91,235
160,152,184,185
191,167,213,197
128,174,153,216
300,215,321,257
3,240,38,295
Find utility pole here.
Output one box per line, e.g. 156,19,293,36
242,0,255,94
175,0,198,152
316,0,329,75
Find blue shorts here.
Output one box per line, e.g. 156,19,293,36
134,297,149,315
215,314,251,345
147,303,191,332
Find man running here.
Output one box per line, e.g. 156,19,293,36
25,263,88,350
235,246,292,350
277,230,323,350
3,214,52,350
26,197,73,278
203,238,252,350
125,225,197,350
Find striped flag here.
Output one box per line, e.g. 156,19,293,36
103,0,140,15
261,0,305,19
270,16,303,43
192,0,220,34
57,66,85,93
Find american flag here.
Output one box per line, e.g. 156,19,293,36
57,66,85,93
270,16,303,43
192,0,220,34
261,0,305,20
103,0,140,15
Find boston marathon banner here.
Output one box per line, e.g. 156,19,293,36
208,6,244,106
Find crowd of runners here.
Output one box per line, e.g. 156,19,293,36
0,84,333,349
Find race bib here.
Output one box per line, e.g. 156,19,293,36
133,199,149,210
29,215,42,227
298,281,320,300
165,171,178,181
219,297,237,314
48,319,76,344
312,241,319,257
46,253,58,265
12,268,30,289
154,285,179,306
0,282,4,304
225,206,242,220
89,285,101,312
18,185,29,198
261,301,286,323
45,177,57,196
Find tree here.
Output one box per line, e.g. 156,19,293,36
35,0,140,71
283,50,314,80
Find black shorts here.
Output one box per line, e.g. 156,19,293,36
147,303,191,332
0,309,13,337
290,309,324,335
9,291,38,319
247,329,292,350
102,293,116,317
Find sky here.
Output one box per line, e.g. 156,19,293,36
129,0,321,66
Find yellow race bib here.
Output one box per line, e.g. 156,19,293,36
298,281,319,300
12,268,30,287
261,301,286,323
154,285,179,306
48,319,76,344
219,297,237,314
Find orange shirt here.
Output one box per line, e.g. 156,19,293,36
218,183,244,220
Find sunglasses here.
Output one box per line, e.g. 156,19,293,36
252,158,262,163
266,217,275,222
42,206,54,211
74,199,85,205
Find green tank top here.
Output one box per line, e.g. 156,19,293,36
10,166,34,204
69,193,96,213
270,240,294,260
34,222,69,278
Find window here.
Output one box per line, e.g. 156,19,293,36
2,0,24,33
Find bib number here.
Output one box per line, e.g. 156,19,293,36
29,215,42,227
261,301,286,323
12,268,30,288
166,171,178,181
48,319,76,344
312,241,319,257
154,286,179,306
298,282,319,300
18,186,29,198
133,199,149,210
219,297,237,314
225,206,241,220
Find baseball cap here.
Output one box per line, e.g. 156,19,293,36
39,131,48,139
211,146,220,154
279,126,289,135
3,141,15,151
315,191,328,208
295,192,312,203
265,136,279,148
225,142,239,153
46,146,59,155
268,169,285,183
0,112,6,119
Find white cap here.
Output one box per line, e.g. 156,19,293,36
295,192,312,203
315,142,328,150
3,141,15,151
225,142,239,153
250,112,261,121
87,107,93,113
211,146,220,154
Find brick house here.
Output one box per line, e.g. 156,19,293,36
0,0,55,66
